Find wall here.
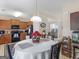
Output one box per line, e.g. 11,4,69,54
30,2,79,38
61,2,79,37
61,3,79,58
32,15,63,39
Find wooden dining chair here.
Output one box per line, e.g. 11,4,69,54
61,36,73,58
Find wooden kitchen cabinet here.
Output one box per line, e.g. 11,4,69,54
11,19,20,25
0,19,32,45
4,34,11,43
20,22,27,29
20,21,32,29
0,34,11,45
0,20,11,29
0,19,32,30
0,36,5,44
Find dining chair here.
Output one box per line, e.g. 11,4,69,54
61,36,73,58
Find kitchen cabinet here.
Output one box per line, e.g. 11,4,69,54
0,34,11,45
11,19,20,25
0,19,33,45
0,36,5,44
0,20,11,29
4,34,11,43
20,22,27,29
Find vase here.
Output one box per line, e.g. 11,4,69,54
32,36,40,43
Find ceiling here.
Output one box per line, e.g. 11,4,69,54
0,0,78,20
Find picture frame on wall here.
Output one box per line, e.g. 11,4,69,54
40,23,46,28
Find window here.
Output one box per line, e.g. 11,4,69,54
50,23,58,38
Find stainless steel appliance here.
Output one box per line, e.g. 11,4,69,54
11,25,20,42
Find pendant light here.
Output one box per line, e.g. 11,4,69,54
31,0,42,22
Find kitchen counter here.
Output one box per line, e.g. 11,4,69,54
13,39,61,59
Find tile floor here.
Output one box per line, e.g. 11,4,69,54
0,45,9,59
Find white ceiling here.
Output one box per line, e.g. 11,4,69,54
0,0,78,20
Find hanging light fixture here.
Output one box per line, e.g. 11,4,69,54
31,0,42,22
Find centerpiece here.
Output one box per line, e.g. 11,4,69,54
32,31,41,43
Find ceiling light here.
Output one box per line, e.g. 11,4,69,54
30,0,42,22
31,16,42,22
14,11,23,17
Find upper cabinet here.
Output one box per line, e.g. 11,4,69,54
0,20,11,29
20,21,33,29
20,22,27,29
11,19,20,25
0,19,33,29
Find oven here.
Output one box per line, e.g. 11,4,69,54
11,25,20,42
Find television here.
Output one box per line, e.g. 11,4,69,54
72,31,79,43
70,12,79,30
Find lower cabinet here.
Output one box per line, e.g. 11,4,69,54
0,33,26,45
4,34,11,43
0,34,11,45
51,43,61,59
0,36,5,44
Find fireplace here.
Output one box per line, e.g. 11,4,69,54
11,25,20,42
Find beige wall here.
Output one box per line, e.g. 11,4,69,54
39,2,79,38
62,3,79,37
